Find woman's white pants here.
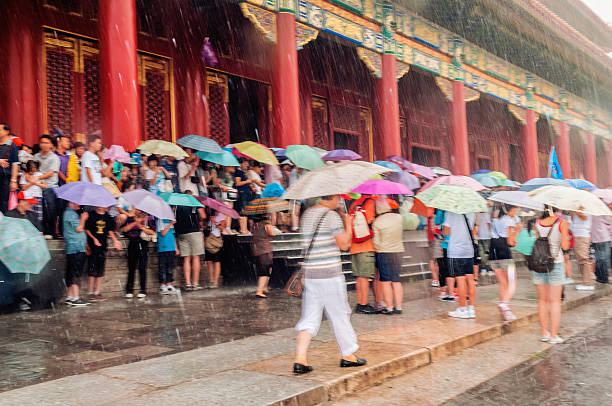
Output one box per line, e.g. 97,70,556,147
295,275,359,356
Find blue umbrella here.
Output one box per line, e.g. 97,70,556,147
56,182,117,207
519,178,571,192
160,193,204,208
470,173,502,188
176,135,223,153
472,169,492,175
262,183,285,198
373,161,402,173
566,179,596,191
196,150,240,166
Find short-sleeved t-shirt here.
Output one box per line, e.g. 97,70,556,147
349,197,375,254
177,161,199,195
34,151,60,188
20,171,43,198
81,151,102,185
85,211,115,249
234,169,250,194
443,212,475,258
0,139,19,175
477,212,492,240
156,219,176,252
570,213,592,238
63,207,86,254
300,207,345,279
174,206,201,235
491,215,516,238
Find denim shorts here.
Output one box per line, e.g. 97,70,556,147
447,257,474,277
376,252,402,282
532,262,566,286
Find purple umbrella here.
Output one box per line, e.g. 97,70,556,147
405,163,436,180
122,189,175,220
386,155,412,169
196,196,240,219
102,145,131,163
350,179,413,195
201,37,218,67
322,149,362,161
387,171,420,190
56,182,117,207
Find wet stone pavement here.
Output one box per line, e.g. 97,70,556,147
0,274,478,393
444,318,612,406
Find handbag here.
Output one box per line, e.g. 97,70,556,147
205,234,224,254
139,230,157,243
190,176,200,184
284,210,330,298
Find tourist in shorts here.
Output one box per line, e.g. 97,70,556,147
175,194,206,291
63,201,89,306
157,218,178,294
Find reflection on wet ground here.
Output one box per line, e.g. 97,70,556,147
445,318,612,405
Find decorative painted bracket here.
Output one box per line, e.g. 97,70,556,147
396,61,410,80
357,47,382,78
550,119,561,137
435,77,480,102
508,104,538,126
296,23,318,50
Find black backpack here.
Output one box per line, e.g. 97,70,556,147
527,219,560,274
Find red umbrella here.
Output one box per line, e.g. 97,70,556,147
195,196,240,219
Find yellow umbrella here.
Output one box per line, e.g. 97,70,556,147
138,140,188,158
233,141,278,165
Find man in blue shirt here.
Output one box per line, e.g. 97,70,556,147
63,202,89,306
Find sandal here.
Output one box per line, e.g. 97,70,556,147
255,293,267,299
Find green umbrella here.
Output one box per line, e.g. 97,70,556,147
0,216,51,274
415,184,488,214
471,173,503,187
285,145,325,171
195,150,240,166
160,193,204,207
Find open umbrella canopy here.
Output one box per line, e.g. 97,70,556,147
472,169,491,175
0,215,50,274
283,161,391,200
430,166,452,176
195,150,240,166
519,177,571,192
102,145,131,163
566,178,597,191
138,140,188,158
176,134,223,153
350,179,413,195
373,161,402,172
232,141,278,165
322,149,361,161
529,186,612,216
421,175,486,192
243,197,290,216
387,171,420,190
285,145,325,171
488,171,508,180
160,193,204,208
471,173,503,188
416,184,488,214
122,189,175,220
261,182,285,198
386,155,411,169
405,163,436,179
312,147,328,157
500,179,520,188
56,181,117,207
592,189,612,202
488,191,544,211
195,196,240,219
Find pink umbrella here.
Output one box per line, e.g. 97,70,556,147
420,175,486,192
103,145,130,163
350,179,413,195
387,155,436,179
195,196,240,219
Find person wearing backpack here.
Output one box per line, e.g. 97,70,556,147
532,207,569,344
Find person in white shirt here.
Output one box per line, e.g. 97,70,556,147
20,160,45,223
177,148,200,195
477,204,493,277
248,162,265,198
81,133,103,185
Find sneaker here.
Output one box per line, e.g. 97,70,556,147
184,284,194,291
499,305,517,321
440,295,456,302
90,294,106,302
467,306,476,318
160,286,170,295
541,332,551,342
166,285,177,293
449,307,471,319
576,284,595,291
380,308,395,315
374,302,387,312
69,298,89,307
125,293,134,299
207,283,219,289
480,270,487,276
137,293,147,298
192,284,204,291
431,280,440,287
487,270,495,276
393,307,403,315
453,291,459,298
355,304,379,314
64,298,75,305
565,277,575,284
44,235,53,240
548,336,564,344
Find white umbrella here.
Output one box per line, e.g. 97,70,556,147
592,189,612,202
431,166,452,176
529,186,612,216
488,191,544,211
283,161,390,200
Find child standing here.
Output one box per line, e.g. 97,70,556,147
157,218,179,294
251,214,277,298
20,160,45,224
85,206,122,301
63,202,89,306
122,209,155,298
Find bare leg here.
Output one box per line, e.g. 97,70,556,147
535,284,549,336
564,255,572,278
455,276,467,307
391,282,403,308
466,274,476,306
88,276,95,293
239,216,249,234
192,256,201,286
381,281,393,309
549,285,563,338
295,330,312,365
256,276,270,296
446,277,455,296
183,256,191,285
211,261,221,284
429,259,439,282
94,277,103,293
494,269,509,302
355,277,369,306
373,272,383,305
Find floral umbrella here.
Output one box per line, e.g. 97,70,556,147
0,215,51,274
415,184,488,214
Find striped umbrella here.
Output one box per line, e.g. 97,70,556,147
242,197,290,216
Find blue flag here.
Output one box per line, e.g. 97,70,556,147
548,147,564,179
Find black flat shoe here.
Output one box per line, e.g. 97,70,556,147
340,357,367,368
380,308,394,315
393,308,403,314
255,293,267,299
293,363,313,375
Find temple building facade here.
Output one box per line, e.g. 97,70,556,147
1,0,611,185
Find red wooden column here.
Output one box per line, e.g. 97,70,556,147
99,0,141,150
449,80,470,175
607,140,612,188
556,121,571,178
521,109,539,180
584,132,598,185
272,12,300,148
377,54,401,158
183,63,207,138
